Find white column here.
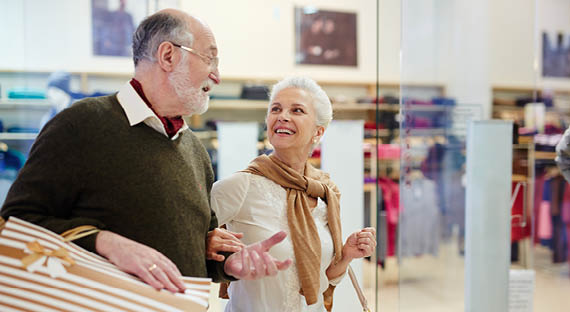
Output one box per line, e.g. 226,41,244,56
464,120,512,312
447,0,492,118
216,122,259,179
321,120,364,310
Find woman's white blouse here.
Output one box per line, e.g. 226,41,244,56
211,172,344,312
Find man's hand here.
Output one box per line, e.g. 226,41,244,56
224,231,292,280
95,231,186,293
206,227,245,261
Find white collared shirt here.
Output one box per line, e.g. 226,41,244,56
116,81,189,140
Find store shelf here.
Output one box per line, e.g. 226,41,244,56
0,99,53,110
208,99,400,112
403,104,452,112
512,174,530,183
493,105,570,114
535,151,556,160
402,128,447,136
364,183,375,192
209,99,267,110
0,132,39,140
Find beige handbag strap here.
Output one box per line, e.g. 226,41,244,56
348,265,371,312
61,225,100,242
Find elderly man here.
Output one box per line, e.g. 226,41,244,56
1,9,290,292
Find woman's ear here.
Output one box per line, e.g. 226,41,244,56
156,41,177,72
314,126,325,141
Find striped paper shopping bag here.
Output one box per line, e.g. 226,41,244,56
0,217,211,312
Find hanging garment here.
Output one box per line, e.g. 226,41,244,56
538,201,553,240
552,215,568,263
561,183,570,224
378,178,399,257
511,182,532,242
533,172,546,243
400,178,441,258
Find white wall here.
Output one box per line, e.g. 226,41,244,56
0,0,135,73
0,0,569,89
490,0,536,88
181,0,381,83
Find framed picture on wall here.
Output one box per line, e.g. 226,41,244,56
542,31,570,78
91,0,148,57
147,0,181,13
295,7,357,66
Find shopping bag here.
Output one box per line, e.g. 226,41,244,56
0,217,211,312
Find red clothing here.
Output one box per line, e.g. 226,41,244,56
129,78,184,138
378,178,399,256
511,182,531,242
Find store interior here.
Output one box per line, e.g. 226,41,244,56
1,0,570,311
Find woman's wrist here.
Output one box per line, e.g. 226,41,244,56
340,254,354,265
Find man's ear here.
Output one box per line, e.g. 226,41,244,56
156,41,177,72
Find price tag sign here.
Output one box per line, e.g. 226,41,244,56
509,269,535,312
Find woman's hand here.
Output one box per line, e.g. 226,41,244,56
206,227,245,261
342,227,376,260
224,231,292,280
326,227,377,282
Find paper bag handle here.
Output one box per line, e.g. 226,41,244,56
61,225,100,242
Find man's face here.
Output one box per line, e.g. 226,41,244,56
168,54,210,115
168,25,219,116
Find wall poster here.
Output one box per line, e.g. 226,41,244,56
542,31,570,78
91,0,148,57
295,7,357,66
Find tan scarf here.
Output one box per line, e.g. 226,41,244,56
243,154,343,310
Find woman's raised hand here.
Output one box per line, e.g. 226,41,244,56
342,227,377,260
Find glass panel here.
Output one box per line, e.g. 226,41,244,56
399,0,570,311
398,0,499,311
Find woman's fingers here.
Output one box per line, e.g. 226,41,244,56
207,251,226,261
262,252,278,276
249,250,264,279
240,248,251,277
275,258,293,270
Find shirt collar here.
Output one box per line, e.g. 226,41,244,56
116,81,189,139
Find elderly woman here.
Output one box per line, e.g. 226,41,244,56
211,76,376,311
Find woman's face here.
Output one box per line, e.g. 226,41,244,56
266,87,322,156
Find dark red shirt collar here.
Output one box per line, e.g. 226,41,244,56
129,78,184,138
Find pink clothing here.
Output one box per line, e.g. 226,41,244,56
537,201,553,239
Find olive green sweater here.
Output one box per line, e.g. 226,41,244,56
1,95,228,281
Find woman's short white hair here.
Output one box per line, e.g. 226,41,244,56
268,76,333,129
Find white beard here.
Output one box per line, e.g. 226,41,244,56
168,60,210,116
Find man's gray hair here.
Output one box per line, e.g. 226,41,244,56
132,12,194,66
269,76,333,129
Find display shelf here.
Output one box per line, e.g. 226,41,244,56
403,128,447,136
0,69,446,98
493,105,570,114
208,99,400,112
364,183,375,192
0,99,53,110
512,174,529,183
535,151,556,160
0,133,38,140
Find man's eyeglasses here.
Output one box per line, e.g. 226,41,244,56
171,42,219,68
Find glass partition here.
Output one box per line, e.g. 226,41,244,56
397,0,570,311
